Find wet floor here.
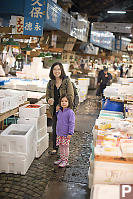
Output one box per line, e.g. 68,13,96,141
0,94,100,199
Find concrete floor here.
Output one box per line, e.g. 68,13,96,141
0,94,100,199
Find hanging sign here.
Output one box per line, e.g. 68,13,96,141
44,0,61,30
90,31,114,50
70,16,78,38
60,9,70,34
23,0,47,36
92,22,133,34
16,16,24,34
77,15,90,42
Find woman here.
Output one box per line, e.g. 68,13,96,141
46,62,74,154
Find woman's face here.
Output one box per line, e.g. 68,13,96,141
53,65,61,78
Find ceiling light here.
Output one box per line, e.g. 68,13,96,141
107,11,126,14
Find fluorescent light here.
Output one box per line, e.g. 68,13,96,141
107,11,126,14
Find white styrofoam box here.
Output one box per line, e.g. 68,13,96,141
78,78,90,87
92,184,120,199
95,118,130,130
19,104,46,118
36,133,49,158
0,124,36,156
37,126,47,140
15,83,27,90
120,139,133,157
0,153,34,175
94,146,122,157
93,161,133,185
36,86,46,92
27,91,46,99
0,96,10,113
100,110,123,116
17,114,47,131
88,168,93,189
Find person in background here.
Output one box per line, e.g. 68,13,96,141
0,59,5,77
80,58,85,70
46,62,74,155
120,64,124,77
125,65,133,78
54,94,75,167
97,65,106,84
112,65,118,83
96,67,112,98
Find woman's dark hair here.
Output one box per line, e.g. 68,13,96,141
49,62,66,80
59,94,73,109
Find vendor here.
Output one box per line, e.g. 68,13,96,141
0,59,5,77
96,68,112,98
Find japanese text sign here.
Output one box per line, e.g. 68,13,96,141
24,0,47,36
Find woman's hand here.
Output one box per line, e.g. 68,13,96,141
48,98,54,105
56,105,60,112
67,135,72,139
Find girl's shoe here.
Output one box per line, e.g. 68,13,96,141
54,159,62,165
58,161,68,168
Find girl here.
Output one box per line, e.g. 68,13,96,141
46,62,74,154
54,94,75,167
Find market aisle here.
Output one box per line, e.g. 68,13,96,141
0,95,100,199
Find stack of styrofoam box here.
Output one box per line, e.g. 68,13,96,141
0,124,36,175
78,78,90,102
0,89,27,113
93,161,133,185
90,184,120,199
18,104,48,158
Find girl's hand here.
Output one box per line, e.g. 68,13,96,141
56,105,60,112
67,135,72,139
48,98,54,105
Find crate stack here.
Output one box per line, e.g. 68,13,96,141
0,124,36,175
89,109,133,199
18,104,48,158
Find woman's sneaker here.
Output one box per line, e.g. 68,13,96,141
54,159,62,165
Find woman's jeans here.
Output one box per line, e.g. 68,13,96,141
52,114,57,150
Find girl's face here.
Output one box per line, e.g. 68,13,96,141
61,97,69,109
53,65,61,78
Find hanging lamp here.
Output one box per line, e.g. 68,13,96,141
2,38,19,46
21,43,32,51
45,52,53,58
16,54,24,60
38,52,45,57
21,44,32,64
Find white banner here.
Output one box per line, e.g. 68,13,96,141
80,42,99,55
10,16,24,34
77,15,90,42
128,43,133,51
92,22,133,34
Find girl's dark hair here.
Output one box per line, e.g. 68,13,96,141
59,94,73,109
49,62,66,80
